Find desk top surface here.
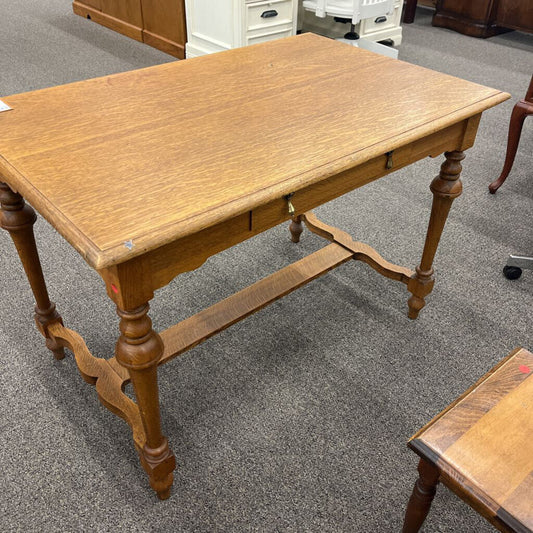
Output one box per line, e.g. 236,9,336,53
0,33,508,269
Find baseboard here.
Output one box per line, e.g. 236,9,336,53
142,31,185,59
72,1,143,42
432,12,509,38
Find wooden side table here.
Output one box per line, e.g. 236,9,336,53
403,347,533,532
0,34,508,499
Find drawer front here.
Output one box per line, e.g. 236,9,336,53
246,0,294,31
360,6,400,34
246,26,293,45
251,120,470,235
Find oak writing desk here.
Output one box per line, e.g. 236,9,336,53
0,34,508,499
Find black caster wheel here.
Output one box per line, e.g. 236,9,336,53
503,265,522,280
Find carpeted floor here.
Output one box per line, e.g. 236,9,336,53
0,2,531,532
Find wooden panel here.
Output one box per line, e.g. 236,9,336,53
0,34,509,269
141,0,186,58
100,0,143,28
496,0,533,32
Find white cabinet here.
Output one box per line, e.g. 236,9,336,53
184,0,401,58
185,0,299,57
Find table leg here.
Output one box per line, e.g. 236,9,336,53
115,303,176,500
0,182,64,359
488,100,533,193
289,214,303,243
407,151,464,319
402,458,440,532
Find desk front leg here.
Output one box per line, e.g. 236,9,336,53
408,151,464,319
115,303,176,499
0,182,65,359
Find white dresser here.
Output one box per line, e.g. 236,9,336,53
184,0,402,58
185,0,299,58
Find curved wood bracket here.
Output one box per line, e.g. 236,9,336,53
47,322,146,450
302,212,414,284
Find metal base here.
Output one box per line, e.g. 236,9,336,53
506,254,533,271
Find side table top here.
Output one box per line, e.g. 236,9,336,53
410,347,533,531
0,33,508,269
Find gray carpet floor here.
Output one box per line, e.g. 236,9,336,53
1,2,532,531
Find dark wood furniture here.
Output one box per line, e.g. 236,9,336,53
73,0,186,58
433,0,533,38
403,0,419,23
403,347,533,532
403,0,436,24
0,34,508,499
490,75,533,193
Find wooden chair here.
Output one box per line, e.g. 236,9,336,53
403,0,418,23
403,347,533,532
489,75,533,193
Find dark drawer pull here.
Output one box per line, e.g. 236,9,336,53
261,9,278,18
375,16,387,23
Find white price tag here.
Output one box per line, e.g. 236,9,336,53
0,100,12,112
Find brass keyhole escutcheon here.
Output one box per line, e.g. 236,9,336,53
284,193,296,216
386,151,394,169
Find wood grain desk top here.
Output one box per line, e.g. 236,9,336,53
0,33,508,269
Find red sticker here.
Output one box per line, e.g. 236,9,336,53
519,365,531,374
111,284,119,294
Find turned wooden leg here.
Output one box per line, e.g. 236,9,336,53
403,0,418,24
489,100,533,193
407,151,464,319
115,303,176,500
402,458,440,533
0,182,64,359
289,214,303,243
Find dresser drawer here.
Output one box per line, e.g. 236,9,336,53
246,0,294,31
246,26,293,45
360,6,400,34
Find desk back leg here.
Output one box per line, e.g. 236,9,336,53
289,214,304,243
407,151,464,319
0,182,65,359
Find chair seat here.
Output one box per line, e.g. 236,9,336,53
408,347,533,531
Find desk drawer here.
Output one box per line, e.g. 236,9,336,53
246,26,294,45
251,154,403,234
251,119,471,235
246,0,294,31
